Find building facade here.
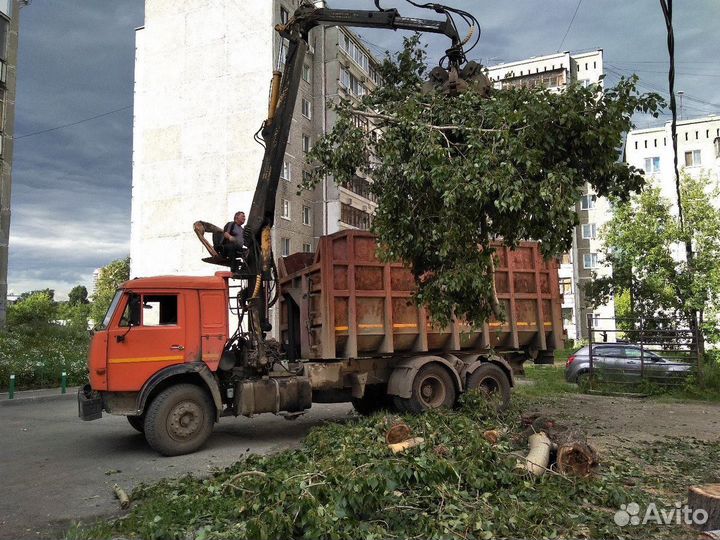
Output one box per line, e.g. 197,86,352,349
485,50,614,341
131,0,380,277
0,0,23,328
625,115,720,207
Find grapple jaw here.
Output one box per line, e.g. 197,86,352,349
423,61,491,97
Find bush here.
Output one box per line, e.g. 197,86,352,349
0,326,89,391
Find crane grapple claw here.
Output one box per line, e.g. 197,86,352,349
422,61,491,97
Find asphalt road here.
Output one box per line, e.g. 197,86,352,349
0,396,353,540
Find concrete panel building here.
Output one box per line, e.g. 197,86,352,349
131,1,383,334
485,50,614,341
625,115,720,206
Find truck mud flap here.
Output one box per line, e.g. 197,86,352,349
78,384,102,421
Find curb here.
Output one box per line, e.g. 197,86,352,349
0,387,80,407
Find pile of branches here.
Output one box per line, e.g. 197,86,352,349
72,394,678,540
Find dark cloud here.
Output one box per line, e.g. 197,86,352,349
9,0,719,298
10,0,142,298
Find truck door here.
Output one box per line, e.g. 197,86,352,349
106,291,188,392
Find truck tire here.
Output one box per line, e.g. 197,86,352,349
466,363,511,411
144,384,214,456
394,363,457,414
127,415,145,433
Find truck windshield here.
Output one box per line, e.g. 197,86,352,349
98,290,124,330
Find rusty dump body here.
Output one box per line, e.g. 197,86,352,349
278,230,563,366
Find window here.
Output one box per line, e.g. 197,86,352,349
561,252,573,264
562,307,573,322
302,64,311,83
281,160,291,181
580,194,597,210
302,242,312,253
281,238,291,257
643,156,660,173
141,295,179,326
583,253,598,269
339,32,370,72
302,170,312,184
559,277,573,295
281,199,291,220
302,205,311,225
582,223,597,239
340,68,366,97
684,150,701,167
714,137,720,159
301,98,312,119
302,134,311,154
0,17,8,62
280,6,289,24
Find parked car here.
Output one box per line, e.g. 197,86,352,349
565,344,693,384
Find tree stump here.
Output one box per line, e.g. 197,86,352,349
688,484,720,531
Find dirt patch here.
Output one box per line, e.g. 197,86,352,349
535,393,720,453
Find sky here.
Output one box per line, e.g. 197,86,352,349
10,0,720,299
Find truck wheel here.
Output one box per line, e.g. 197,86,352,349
466,363,511,411
144,384,214,456
127,415,145,433
396,364,457,414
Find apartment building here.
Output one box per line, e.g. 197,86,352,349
625,115,720,207
486,50,613,340
0,0,24,328
130,0,380,281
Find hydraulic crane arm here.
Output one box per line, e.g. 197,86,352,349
226,1,483,370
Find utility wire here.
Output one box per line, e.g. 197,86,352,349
557,0,583,52
13,105,132,140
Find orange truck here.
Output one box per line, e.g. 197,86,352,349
79,230,562,456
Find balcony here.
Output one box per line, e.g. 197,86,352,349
340,203,372,230
340,175,376,203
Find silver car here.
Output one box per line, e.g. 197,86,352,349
565,344,693,384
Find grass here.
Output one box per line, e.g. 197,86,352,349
515,364,579,398
67,393,714,540
514,350,720,403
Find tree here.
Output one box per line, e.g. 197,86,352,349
68,285,89,306
587,173,720,342
7,290,56,329
91,257,130,325
18,288,55,303
304,39,662,326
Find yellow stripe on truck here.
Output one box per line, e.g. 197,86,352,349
109,355,184,364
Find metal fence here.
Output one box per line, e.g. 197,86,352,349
586,315,702,387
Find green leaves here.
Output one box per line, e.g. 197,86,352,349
589,172,720,338
90,256,130,325
304,40,662,327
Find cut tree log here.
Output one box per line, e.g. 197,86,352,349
113,483,130,509
521,432,552,477
556,441,598,477
689,484,720,531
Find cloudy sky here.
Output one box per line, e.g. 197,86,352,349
10,0,720,299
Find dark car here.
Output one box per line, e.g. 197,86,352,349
565,343,693,384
